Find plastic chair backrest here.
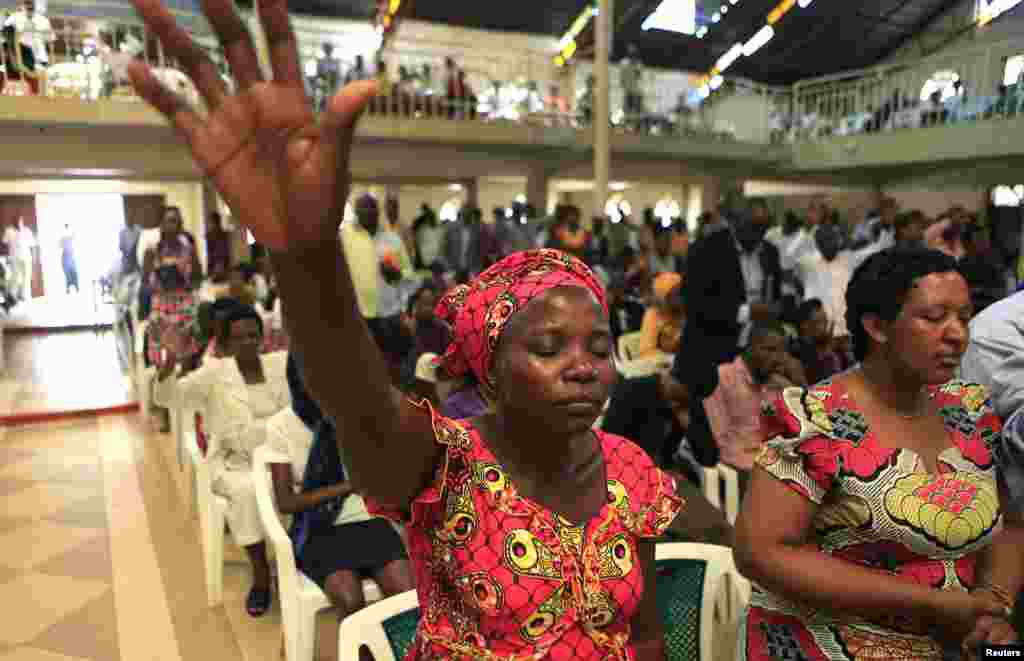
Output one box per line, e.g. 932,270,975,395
381,607,421,661
656,558,706,661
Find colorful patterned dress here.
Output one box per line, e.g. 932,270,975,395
146,236,200,368
366,404,683,661
741,379,1003,661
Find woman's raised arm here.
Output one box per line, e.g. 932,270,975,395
126,0,438,507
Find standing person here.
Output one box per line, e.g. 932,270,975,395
441,206,488,276
619,44,645,120
59,222,79,294
143,205,202,431
13,218,36,302
411,204,443,270
789,221,884,335
340,194,414,382
2,0,53,95
124,11,684,658
205,211,232,280
736,247,1023,660
672,207,783,466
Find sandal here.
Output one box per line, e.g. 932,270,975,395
246,586,272,617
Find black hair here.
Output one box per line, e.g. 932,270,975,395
748,322,787,348
215,301,263,344
795,298,825,326
845,247,960,361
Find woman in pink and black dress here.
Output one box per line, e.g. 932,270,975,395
735,247,1023,661
143,205,202,431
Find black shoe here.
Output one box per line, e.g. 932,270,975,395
246,586,272,617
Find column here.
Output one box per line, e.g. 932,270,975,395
701,177,721,216
526,166,550,215
592,0,613,217
462,178,479,209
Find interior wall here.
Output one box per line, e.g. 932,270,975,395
0,179,207,268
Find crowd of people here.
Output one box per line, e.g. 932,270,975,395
100,0,1024,659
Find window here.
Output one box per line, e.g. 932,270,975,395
605,195,632,223
920,70,962,102
440,198,462,223
654,197,681,226
1005,55,1024,86
992,185,1023,207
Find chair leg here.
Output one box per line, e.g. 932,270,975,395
289,600,318,661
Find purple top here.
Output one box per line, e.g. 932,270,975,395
441,388,487,420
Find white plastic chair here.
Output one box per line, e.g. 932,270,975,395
655,542,750,661
253,445,383,661
702,464,741,525
186,427,230,607
337,589,419,661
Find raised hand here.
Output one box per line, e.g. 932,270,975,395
127,0,376,251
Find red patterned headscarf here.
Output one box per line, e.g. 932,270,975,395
436,249,608,390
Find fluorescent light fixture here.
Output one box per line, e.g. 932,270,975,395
716,43,744,71
797,0,812,6
742,24,774,56
642,0,698,34
709,75,724,89
977,0,1023,25
711,12,721,22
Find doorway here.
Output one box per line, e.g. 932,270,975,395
36,193,124,296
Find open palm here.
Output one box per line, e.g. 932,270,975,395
127,0,376,251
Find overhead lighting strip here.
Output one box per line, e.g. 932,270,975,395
695,0,814,99
642,0,742,41
554,5,598,67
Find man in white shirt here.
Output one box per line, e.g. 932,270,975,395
3,0,54,95
7,219,36,302
790,221,882,336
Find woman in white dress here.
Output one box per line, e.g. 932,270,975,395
155,302,290,617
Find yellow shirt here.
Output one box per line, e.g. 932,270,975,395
340,223,380,318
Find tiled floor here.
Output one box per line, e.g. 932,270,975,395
0,414,348,661
2,331,134,416
4,295,115,331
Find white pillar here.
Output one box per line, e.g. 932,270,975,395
526,166,551,215
593,0,613,217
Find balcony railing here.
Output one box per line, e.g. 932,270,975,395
4,11,1016,149
0,13,783,145
787,38,1024,142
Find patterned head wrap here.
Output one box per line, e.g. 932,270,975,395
436,249,607,391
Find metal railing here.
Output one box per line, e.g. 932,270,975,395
788,38,1024,141
5,12,1017,148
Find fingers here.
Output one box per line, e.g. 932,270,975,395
321,78,378,167
200,0,263,89
256,0,303,86
127,60,203,143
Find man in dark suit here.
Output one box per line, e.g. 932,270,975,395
442,206,497,277
672,208,783,466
